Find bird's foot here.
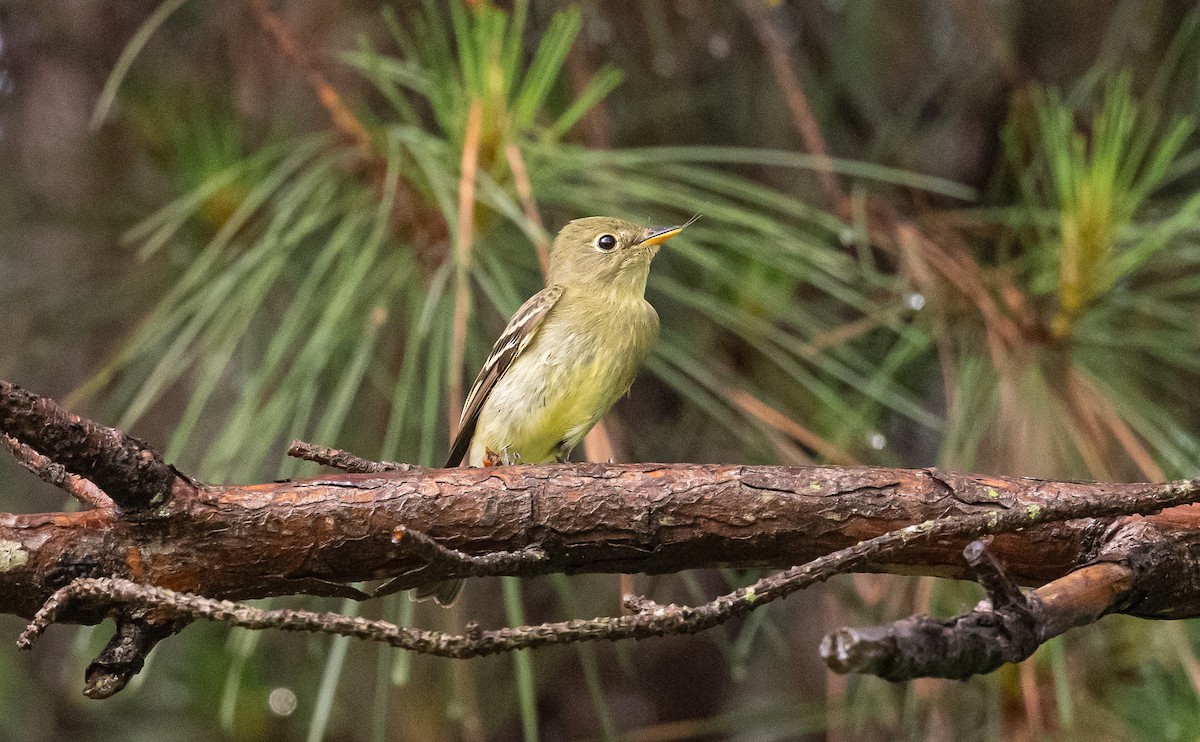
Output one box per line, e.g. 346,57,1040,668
482,447,522,466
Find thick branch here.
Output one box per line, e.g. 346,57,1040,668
8,380,1200,697
4,461,1200,622
1,383,1197,621
13,481,1179,660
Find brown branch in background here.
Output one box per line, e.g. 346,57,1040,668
582,421,618,464
21,475,1198,662
446,107,487,742
286,439,413,473
247,0,450,260
248,0,376,159
455,101,484,266
821,542,1134,681
727,388,856,465
0,380,184,512
562,6,620,493
891,216,1029,356
944,0,1023,87
802,309,907,359
739,0,844,207
447,100,485,429
1018,659,1044,740
1065,367,1165,482
504,143,552,275
2,434,111,509
565,36,614,149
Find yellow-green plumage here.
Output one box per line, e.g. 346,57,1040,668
447,216,685,468
468,289,659,465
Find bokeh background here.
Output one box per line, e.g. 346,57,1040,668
3,1,1200,739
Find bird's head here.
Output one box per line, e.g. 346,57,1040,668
546,216,688,293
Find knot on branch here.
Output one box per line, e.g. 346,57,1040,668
0,381,181,512
84,619,182,699
1099,517,1200,619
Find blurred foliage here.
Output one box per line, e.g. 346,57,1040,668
4,0,1200,740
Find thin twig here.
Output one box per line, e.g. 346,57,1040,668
2,434,112,509
393,526,547,574
373,526,548,597
619,574,636,616
286,440,414,473
964,539,1027,611
248,0,376,159
23,477,1199,658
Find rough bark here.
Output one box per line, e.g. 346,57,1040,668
3,462,1200,621
6,378,1200,693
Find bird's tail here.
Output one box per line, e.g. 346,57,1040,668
411,578,464,606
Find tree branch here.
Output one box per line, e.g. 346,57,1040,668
6,380,1200,697
739,0,844,207
20,474,1196,662
82,618,183,699
244,0,450,256
6,456,1200,619
820,543,1135,680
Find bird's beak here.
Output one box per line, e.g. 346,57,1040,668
636,213,700,247
636,225,685,248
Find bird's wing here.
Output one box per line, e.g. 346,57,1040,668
445,285,565,467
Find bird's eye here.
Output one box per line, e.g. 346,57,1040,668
596,234,617,251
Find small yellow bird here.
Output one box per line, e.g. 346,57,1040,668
420,216,688,604
446,215,688,469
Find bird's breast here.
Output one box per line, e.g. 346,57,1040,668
470,298,658,464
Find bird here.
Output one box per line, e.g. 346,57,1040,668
417,216,689,604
